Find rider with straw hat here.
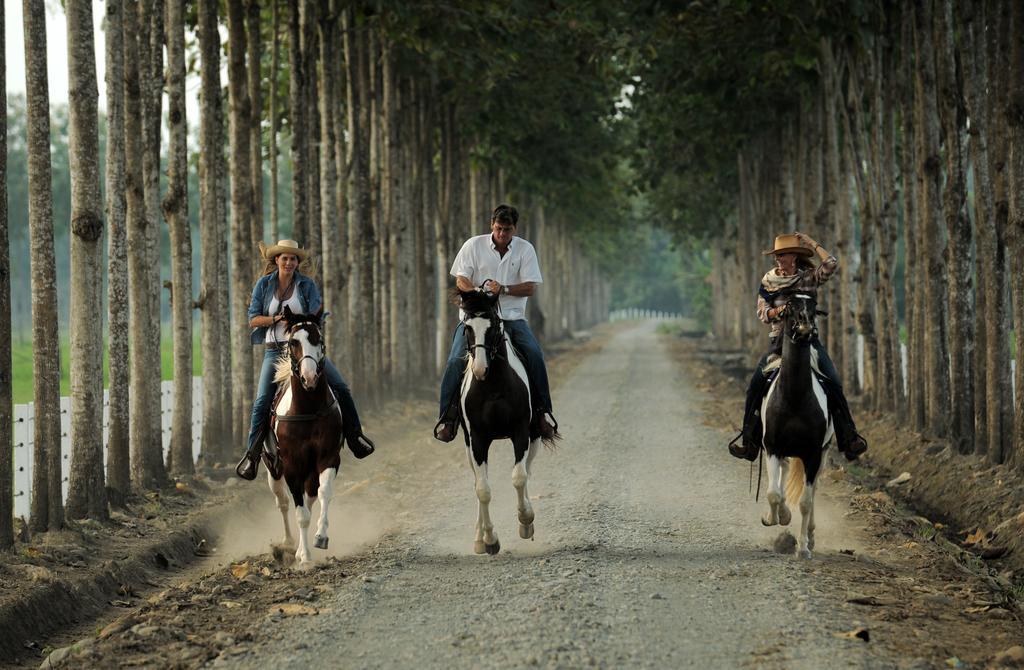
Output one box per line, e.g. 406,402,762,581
728,232,867,462
235,239,376,481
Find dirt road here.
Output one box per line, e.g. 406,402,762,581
38,322,1023,669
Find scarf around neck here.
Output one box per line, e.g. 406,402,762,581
761,267,802,293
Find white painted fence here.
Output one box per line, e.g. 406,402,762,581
12,378,204,520
609,308,684,321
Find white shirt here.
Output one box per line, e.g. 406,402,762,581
265,291,304,344
450,234,543,321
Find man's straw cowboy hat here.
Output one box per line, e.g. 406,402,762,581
259,239,309,262
763,233,813,257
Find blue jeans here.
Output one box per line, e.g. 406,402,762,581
438,319,552,417
247,347,362,453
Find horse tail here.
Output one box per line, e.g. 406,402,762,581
541,430,561,452
785,457,806,508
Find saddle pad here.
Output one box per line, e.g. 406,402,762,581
506,335,528,366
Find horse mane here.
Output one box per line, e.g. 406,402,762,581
458,290,499,317
273,353,291,385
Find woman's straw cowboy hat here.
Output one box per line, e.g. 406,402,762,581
259,239,309,262
763,233,813,257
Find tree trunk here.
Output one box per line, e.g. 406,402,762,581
65,0,108,519
269,0,280,240
163,0,193,477
302,0,321,259
227,0,254,459
247,0,263,257
936,0,974,454
0,0,12,550
104,0,130,505
1007,0,1024,469
914,0,951,439
318,0,344,365
343,7,372,393
135,0,167,487
24,0,63,532
289,0,307,245
197,0,228,463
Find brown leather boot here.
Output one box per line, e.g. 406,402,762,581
433,404,460,443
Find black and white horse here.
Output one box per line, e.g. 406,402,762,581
760,291,833,559
267,306,344,565
458,289,547,555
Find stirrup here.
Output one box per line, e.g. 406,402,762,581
433,418,457,443
727,431,759,462
347,432,375,459
235,448,261,481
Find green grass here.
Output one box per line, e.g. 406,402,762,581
11,330,202,405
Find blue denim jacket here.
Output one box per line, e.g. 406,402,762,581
247,270,322,344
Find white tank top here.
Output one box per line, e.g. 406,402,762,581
265,291,304,344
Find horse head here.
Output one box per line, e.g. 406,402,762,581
459,289,503,381
781,291,819,344
282,305,326,390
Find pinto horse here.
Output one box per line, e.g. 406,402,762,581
265,306,344,565
458,288,551,555
759,291,833,559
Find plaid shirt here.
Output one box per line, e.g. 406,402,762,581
756,256,838,338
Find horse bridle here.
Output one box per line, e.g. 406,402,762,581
464,313,505,360
784,293,819,343
286,320,326,381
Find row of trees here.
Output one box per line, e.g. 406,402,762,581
634,1,1022,468
0,1,635,548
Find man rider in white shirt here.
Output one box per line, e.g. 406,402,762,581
434,204,557,443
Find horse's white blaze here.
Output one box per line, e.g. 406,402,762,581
292,329,321,389
268,470,294,547
315,467,336,542
466,317,491,380
294,502,312,564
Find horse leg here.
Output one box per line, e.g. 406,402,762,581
761,455,784,526
797,482,815,559
777,458,792,526
314,467,337,550
800,454,822,557
291,482,313,565
512,433,536,540
468,438,499,555
267,470,294,547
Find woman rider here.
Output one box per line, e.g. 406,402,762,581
728,232,868,462
235,239,376,480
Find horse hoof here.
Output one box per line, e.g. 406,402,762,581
473,540,487,555
798,548,812,560
778,507,792,526
314,535,328,550
761,515,777,527
519,523,534,540
485,540,501,555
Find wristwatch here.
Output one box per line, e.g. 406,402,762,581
501,285,510,296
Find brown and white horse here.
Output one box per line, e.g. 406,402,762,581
265,306,344,565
